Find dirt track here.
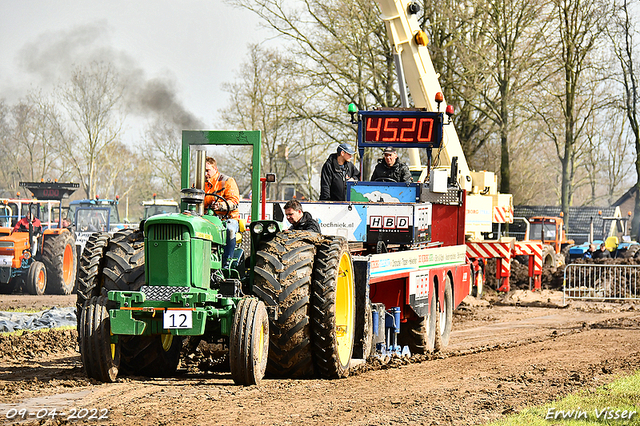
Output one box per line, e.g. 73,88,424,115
0,292,640,425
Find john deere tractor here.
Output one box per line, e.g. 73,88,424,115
76,132,273,386
77,130,357,385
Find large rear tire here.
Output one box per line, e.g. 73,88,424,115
43,231,77,295
253,231,316,378
78,229,183,379
119,334,183,377
434,277,453,351
398,290,436,354
311,237,355,378
26,261,47,295
229,298,269,386
76,232,110,337
81,295,120,382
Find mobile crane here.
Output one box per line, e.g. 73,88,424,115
374,0,542,292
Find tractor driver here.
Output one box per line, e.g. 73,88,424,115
13,210,41,233
13,210,42,255
204,156,240,268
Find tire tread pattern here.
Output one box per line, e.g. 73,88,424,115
253,231,318,378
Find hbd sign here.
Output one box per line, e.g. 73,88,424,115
369,216,409,229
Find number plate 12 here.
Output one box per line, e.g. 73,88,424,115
163,310,193,329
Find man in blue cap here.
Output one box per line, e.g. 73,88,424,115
320,143,360,201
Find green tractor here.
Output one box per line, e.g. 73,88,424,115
77,130,358,385
76,131,272,385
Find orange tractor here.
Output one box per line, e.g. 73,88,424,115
0,182,78,295
527,216,574,269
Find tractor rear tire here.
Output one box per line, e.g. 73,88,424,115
76,232,110,336
434,277,453,351
43,231,77,295
229,298,269,386
102,229,182,377
80,295,120,382
78,229,183,379
253,231,316,378
398,290,436,354
119,334,183,377
311,237,355,378
26,261,47,295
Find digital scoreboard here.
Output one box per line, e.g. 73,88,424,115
358,110,443,149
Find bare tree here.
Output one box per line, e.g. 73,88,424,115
141,117,183,197
420,0,498,166
52,61,125,199
477,0,549,193
228,0,398,139
532,0,609,227
610,0,640,238
220,45,330,199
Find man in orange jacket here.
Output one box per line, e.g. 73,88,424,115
204,156,240,268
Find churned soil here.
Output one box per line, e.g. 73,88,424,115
0,293,639,425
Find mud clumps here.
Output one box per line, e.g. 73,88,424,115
0,328,77,361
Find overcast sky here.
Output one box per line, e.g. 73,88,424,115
0,0,274,144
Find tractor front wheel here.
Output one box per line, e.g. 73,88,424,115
229,298,269,386
80,295,120,382
26,261,47,295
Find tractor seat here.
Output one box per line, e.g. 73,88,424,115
236,218,247,246
605,236,618,252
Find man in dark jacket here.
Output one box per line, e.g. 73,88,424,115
284,199,321,234
320,143,360,201
370,146,412,182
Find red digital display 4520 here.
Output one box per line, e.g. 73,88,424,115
362,112,442,147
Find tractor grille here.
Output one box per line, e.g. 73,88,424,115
141,285,190,301
0,241,14,248
150,224,187,241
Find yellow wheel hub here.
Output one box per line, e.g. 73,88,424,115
161,334,173,352
335,252,355,366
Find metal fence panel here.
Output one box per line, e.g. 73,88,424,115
563,264,640,303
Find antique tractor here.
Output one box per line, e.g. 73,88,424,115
76,133,270,385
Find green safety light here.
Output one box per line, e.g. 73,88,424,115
348,103,358,124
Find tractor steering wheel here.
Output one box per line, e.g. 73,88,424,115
373,177,398,183
206,193,231,218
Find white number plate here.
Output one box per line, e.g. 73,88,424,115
0,256,12,267
163,310,193,329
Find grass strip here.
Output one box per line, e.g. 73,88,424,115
492,371,640,425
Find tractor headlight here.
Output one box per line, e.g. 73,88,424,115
267,223,277,234
253,223,264,234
